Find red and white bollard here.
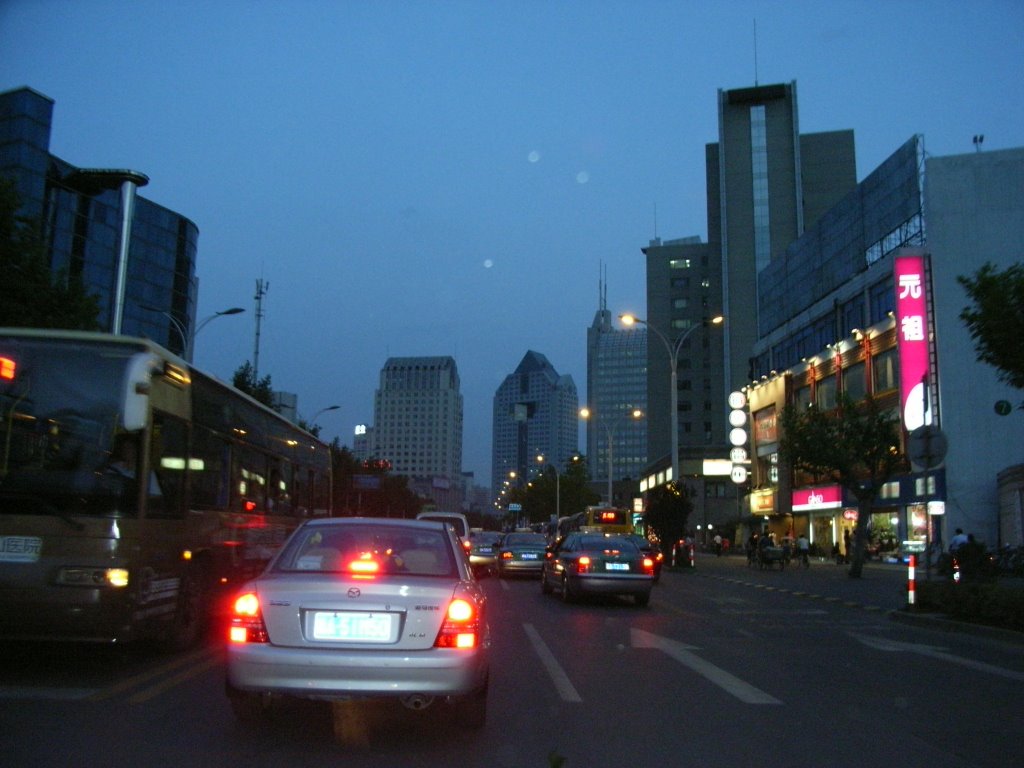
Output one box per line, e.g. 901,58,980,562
688,543,696,569
907,554,916,607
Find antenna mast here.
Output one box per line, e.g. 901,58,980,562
253,278,269,380
753,19,759,86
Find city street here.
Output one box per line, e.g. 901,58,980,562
2,555,1021,768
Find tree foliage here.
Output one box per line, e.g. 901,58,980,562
519,457,600,524
642,483,693,554
232,361,275,408
0,176,101,330
779,394,904,577
957,261,1024,391
330,441,423,518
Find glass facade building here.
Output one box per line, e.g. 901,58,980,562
0,87,198,357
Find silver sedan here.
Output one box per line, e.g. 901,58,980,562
225,517,491,728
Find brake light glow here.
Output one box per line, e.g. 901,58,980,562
229,592,268,644
347,553,380,574
642,557,655,574
576,555,591,574
0,357,15,381
434,596,480,649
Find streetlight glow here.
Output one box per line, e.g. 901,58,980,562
617,313,724,487
580,406,643,504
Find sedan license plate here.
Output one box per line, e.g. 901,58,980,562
521,552,538,560
312,611,393,642
605,562,629,571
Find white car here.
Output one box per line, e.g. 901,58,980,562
225,517,491,728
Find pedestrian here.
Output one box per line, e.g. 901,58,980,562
949,528,968,552
713,532,723,556
797,532,810,567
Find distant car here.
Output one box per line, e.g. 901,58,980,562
625,534,665,582
496,532,548,578
225,517,491,729
468,530,503,574
541,532,654,606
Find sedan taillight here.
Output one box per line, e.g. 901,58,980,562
434,596,480,649
229,592,269,644
576,556,592,574
642,557,655,574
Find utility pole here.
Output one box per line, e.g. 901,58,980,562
253,278,269,380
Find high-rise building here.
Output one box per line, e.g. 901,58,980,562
492,351,578,504
0,86,199,357
585,278,647,499
639,81,857,540
371,356,464,510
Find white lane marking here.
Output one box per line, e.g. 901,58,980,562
631,628,782,704
523,623,582,703
850,633,1024,681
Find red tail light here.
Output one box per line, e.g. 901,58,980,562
229,592,268,644
501,551,513,560
434,595,481,649
642,557,655,574
576,555,591,574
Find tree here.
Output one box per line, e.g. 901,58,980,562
522,457,599,524
779,394,904,577
642,483,693,558
958,261,1024,394
1,176,101,330
232,361,275,408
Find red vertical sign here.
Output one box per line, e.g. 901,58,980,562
894,254,930,431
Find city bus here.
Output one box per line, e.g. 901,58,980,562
0,329,332,648
558,506,634,537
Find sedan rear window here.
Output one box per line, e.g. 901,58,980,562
275,524,456,577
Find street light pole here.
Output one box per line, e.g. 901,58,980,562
308,404,341,434
536,455,560,521
580,407,643,505
141,305,245,361
619,314,723,487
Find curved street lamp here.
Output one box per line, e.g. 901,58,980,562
579,406,643,504
141,305,245,361
308,404,341,433
619,313,723,487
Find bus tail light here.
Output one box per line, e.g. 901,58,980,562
229,592,268,644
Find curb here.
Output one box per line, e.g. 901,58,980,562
888,608,1024,645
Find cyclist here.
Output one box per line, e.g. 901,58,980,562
796,533,810,568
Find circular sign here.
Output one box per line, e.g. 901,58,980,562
731,465,748,484
995,400,1013,416
729,409,747,428
728,391,747,410
730,447,748,463
908,425,949,470
729,427,747,447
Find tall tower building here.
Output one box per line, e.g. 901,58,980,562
713,81,856,393
491,352,578,504
372,356,464,509
585,276,647,496
639,81,857,534
0,87,199,357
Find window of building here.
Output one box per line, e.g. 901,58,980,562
872,348,898,392
670,259,691,269
815,376,836,409
843,361,866,401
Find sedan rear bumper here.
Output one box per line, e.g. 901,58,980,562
227,643,490,699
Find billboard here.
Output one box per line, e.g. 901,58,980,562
894,253,931,431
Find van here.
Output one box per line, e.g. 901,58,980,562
415,511,471,548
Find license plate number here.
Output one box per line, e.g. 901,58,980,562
312,611,393,642
606,562,629,571
522,552,538,560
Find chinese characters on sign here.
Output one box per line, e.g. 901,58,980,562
894,254,931,431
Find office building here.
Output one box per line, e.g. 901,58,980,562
586,283,647,500
639,82,856,540
492,351,579,504
0,86,199,357
372,356,464,510
745,139,1024,550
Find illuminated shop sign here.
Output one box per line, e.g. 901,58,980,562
894,253,931,431
792,485,842,511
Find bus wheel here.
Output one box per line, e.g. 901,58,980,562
162,569,206,651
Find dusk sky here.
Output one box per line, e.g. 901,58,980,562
2,1,1022,488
